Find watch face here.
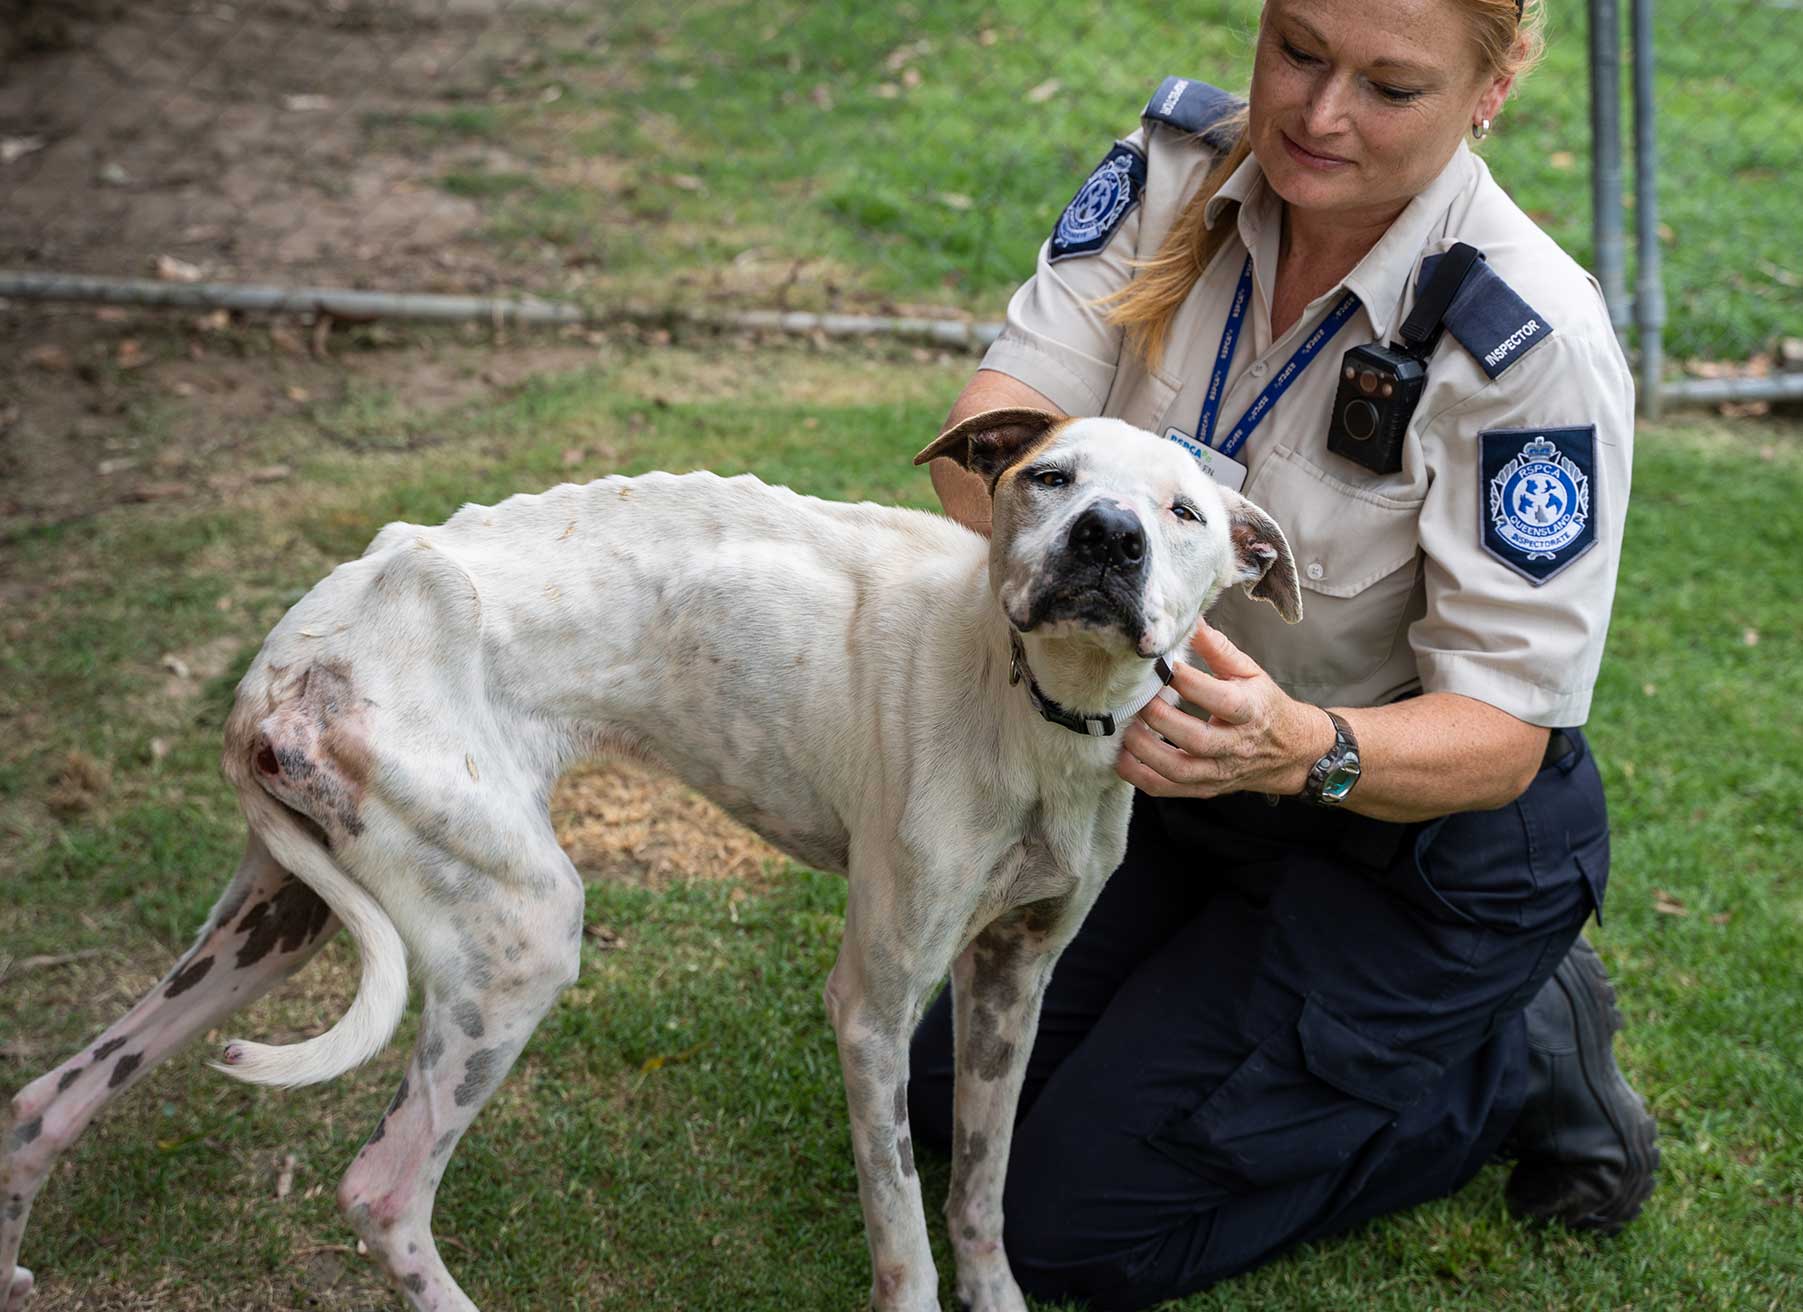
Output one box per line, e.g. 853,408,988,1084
1320,757,1361,802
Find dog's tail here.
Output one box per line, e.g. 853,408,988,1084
210,792,409,1089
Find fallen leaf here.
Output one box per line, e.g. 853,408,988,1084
938,191,973,211
249,464,292,483
26,343,72,371
562,447,585,467
282,93,333,112
115,339,147,368
583,923,624,949
195,308,231,333
883,39,932,72
1743,627,1760,647
671,173,705,192
154,254,204,283
150,737,170,761
285,385,310,402
1710,912,1733,926
275,1152,297,1200
1652,889,1689,917
161,653,192,679
1,135,46,165
640,1042,705,1073
977,28,998,46
1026,78,1062,104
94,306,128,323
901,67,922,90
1642,682,1657,697
874,82,900,99
1548,150,1576,170
98,458,138,476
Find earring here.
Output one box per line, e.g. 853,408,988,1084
1472,118,1491,140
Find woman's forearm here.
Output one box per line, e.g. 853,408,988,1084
1329,692,1550,822
1122,627,1551,823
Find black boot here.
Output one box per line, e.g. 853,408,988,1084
1504,936,1659,1235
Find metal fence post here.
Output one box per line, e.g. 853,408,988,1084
1631,0,1665,417
1589,0,1631,356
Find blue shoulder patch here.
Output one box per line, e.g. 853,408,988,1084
1480,426,1598,584
1049,142,1146,263
1142,76,1243,150
1417,253,1553,379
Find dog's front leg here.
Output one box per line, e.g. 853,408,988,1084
825,875,949,1312
944,904,1065,1312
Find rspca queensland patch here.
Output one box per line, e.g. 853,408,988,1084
1049,143,1146,263
1480,427,1598,583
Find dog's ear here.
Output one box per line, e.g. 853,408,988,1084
1217,486,1303,624
912,407,1063,489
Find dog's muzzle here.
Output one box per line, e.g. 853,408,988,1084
1020,502,1150,640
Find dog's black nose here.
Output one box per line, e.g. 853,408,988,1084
1070,502,1145,568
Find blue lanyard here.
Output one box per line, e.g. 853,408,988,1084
1196,256,1362,459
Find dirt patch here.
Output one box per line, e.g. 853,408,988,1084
552,759,786,891
0,0,617,528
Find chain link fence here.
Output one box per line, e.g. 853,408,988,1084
1,0,1797,407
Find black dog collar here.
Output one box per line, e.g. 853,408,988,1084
1008,632,1176,738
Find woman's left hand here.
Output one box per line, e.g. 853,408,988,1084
1117,621,1334,800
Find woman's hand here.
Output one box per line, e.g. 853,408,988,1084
1117,621,1334,800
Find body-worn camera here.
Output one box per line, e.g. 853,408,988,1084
1326,242,1483,476
1327,344,1426,476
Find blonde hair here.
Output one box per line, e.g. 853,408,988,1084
1104,0,1546,372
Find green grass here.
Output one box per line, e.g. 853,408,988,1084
3,341,1800,1308
416,0,1798,361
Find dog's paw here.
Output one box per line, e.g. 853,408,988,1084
4,1266,35,1312
954,1270,1027,1312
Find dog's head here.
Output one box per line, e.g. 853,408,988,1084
915,408,1301,658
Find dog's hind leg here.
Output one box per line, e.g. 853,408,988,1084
335,852,584,1312
1,834,337,1312
943,902,1067,1312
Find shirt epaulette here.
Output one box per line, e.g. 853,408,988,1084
1141,77,1244,151
1416,252,1555,380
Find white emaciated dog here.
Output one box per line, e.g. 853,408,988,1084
1,408,1300,1312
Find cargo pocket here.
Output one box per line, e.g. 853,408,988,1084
1409,803,1538,931
1574,834,1609,923
1149,996,1443,1193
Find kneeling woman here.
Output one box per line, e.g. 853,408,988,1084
911,1,1657,1306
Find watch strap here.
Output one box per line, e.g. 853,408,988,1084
1300,709,1360,806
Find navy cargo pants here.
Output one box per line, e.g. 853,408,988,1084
908,732,1607,1310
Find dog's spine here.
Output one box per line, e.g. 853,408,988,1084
210,791,408,1088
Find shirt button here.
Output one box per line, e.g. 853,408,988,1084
1305,561,1325,580
1249,360,1268,378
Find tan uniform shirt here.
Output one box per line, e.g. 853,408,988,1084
981,108,1634,727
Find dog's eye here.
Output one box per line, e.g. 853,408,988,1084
1172,501,1204,524
1032,469,1069,489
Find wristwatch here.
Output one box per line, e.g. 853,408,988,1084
1299,710,1362,806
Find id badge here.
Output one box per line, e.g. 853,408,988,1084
1163,427,1248,492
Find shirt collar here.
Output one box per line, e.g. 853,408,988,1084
1203,142,1478,342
